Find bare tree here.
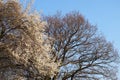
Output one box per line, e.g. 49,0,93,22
44,12,119,80
0,0,59,80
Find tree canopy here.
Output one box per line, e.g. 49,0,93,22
44,12,119,80
0,0,59,79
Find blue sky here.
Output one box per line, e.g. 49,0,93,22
34,0,120,78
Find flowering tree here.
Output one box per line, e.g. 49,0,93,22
0,0,59,79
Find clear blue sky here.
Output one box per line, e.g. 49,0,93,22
34,0,120,78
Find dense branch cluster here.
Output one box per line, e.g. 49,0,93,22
45,12,119,80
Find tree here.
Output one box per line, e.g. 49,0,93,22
44,12,119,80
0,0,59,80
